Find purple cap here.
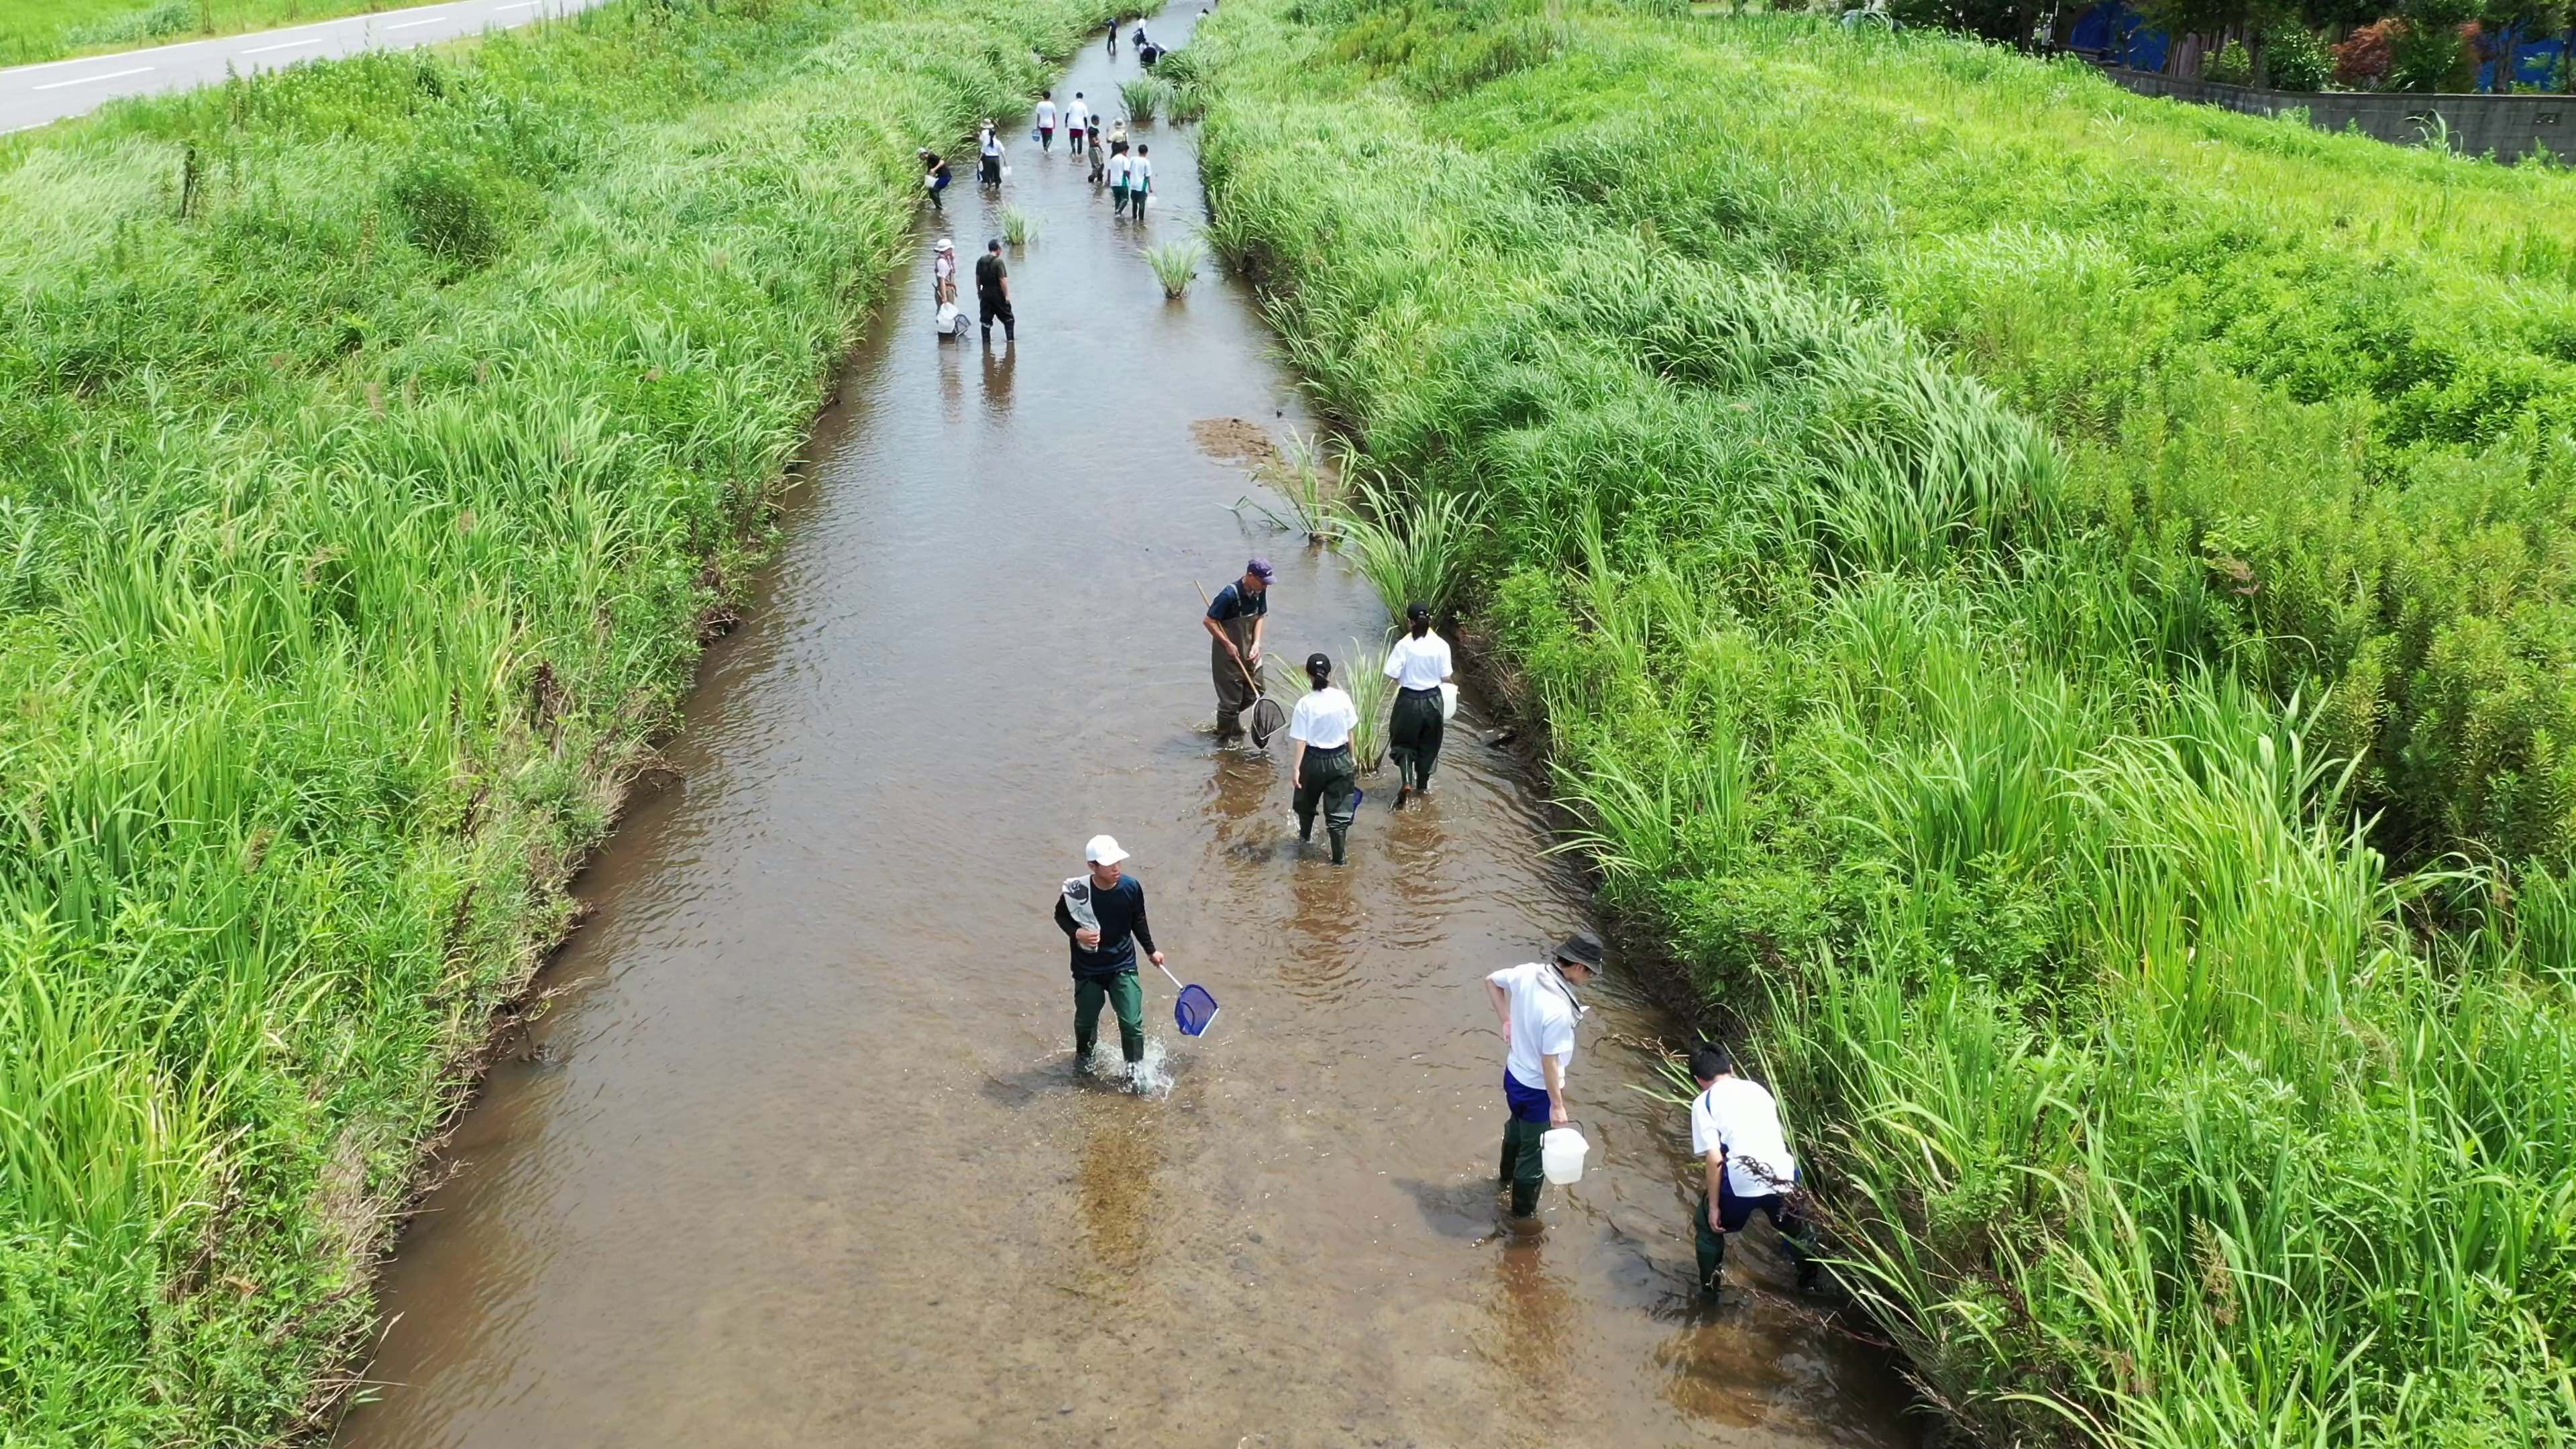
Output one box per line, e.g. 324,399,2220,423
1246,556,1276,581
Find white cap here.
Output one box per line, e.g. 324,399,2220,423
936,237,954,252
1084,834,1129,865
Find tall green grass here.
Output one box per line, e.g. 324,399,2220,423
0,0,1112,1440
1197,0,2576,1444
0,0,392,65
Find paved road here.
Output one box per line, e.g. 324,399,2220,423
1,0,608,135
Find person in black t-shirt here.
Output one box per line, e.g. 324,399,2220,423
1053,835,1163,1088
975,238,1015,343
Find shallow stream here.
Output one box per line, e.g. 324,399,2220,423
332,11,1921,1445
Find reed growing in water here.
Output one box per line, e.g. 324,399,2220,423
1146,235,1205,295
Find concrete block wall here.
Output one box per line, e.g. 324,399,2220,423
2108,68,2574,163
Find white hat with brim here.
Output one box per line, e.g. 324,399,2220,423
936,237,955,252
1084,834,1129,865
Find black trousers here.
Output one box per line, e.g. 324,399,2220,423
1293,745,1358,863
978,292,1014,339
1389,686,1445,791
1696,1181,1817,1294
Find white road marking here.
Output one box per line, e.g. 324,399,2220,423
33,66,153,90
242,38,327,54
386,17,446,28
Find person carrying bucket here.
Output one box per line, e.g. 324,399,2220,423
1053,834,1163,1092
1287,651,1361,865
1688,1041,1819,1299
1483,932,1605,1220
1202,557,1272,743
1381,600,1454,807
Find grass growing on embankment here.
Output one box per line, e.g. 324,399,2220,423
1195,1,2576,1444
2,0,390,66
0,0,1108,1440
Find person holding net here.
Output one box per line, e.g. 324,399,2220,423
1054,834,1163,1092
1202,557,1273,743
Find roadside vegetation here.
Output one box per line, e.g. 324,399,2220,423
2,0,396,66
1197,0,2576,1444
0,0,1108,1440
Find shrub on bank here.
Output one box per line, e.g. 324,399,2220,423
0,0,1112,1439
1197,0,2576,1443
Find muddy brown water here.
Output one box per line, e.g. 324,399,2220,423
331,11,1923,1447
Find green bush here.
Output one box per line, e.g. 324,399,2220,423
2265,24,2333,90
2204,36,2252,85
388,156,504,270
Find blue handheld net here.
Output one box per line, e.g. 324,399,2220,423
1173,983,1220,1038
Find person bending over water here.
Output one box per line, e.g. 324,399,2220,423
1485,932,1604,1220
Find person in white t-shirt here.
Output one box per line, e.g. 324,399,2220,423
1065,92,1091,154
1483,931,1605,1219
1036,95,1058,152
1287,651,1362,864
1106,147,1131,209
1382,600,1454,808
1125,144,1154,219
1688,1041,1818,1298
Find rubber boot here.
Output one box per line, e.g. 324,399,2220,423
1328,826,1347,865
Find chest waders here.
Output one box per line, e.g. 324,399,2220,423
1293,743,1358,864
1212,612,1259,737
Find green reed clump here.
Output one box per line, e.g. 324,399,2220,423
1002,202,1040,245
1344,637,1392,771
1120,74,1173,120
1197,0,2576,1444
1146,234,1204,294
0,0,1118,1440
1331,473,1485,621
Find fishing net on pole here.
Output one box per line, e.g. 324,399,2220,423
1171,981,1220,1037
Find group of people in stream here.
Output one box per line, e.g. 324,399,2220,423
1044,557,1823,1300
916,20,1174,343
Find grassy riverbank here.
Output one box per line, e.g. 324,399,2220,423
1196,1,2576,1444
2,0,388,66
0,0,1109,1440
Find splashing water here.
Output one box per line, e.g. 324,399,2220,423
1081,1036,1175,1098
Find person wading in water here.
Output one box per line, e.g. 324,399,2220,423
1053,835,1163,1093
1689,1041,1819,1299
975,237,1015,345
1484,932,1605,1220
1381,600,1453,808
1202,557,1271,742
1287,652,1361,865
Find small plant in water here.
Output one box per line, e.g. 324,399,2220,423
1120,76,1172,122
1146,236,1204,297
1269,639,1391,772
1228,430,1338,540
1001,205,1038,246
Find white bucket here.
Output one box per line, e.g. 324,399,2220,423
1439,681,1459,721
1539,1126,1588,1185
